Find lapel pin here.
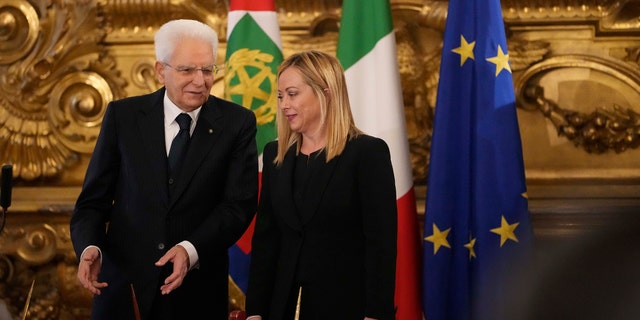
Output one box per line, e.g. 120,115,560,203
209,129,213,134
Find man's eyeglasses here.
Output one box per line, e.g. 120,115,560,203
163,63,219,77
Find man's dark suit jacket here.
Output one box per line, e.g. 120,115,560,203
246,135,397,320
70,88,258,319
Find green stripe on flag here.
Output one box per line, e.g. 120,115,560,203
225,13,282,154
336,0,393,70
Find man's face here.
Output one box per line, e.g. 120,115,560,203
155,38,215,112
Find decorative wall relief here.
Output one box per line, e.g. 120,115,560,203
504,0,640,181
517,55,640,154
0,0,125,182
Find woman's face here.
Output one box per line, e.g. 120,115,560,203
277,67,323,136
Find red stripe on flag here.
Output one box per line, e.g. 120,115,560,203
395,188,423,319
236,217,255,254
234,171,263,254
229,0,275,11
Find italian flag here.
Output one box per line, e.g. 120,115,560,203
337,0,423,319
225,0,283,296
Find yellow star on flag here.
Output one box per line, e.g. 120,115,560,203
424,223,451,254
464,237,477,259
486,45,511,76
490,215,520,247
452,35,475,66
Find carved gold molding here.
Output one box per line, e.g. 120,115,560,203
502,0,640,33
0,210,91,319
517,54,640,154
0,0,125,182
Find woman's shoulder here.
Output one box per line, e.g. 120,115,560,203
262,140,284,160
263,140,279,151
339,134,391,161
348,134,390,151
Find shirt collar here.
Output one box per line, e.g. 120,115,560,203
163,93,202,127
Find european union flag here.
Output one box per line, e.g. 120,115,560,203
422,0,534,319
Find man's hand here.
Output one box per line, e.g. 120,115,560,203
77,247,108,295
155,245,190,295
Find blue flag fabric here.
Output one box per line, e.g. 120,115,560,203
422,0,534,319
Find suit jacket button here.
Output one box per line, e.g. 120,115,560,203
158,243,165,250
168,178,175,184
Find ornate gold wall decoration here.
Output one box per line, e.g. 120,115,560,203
0,0,126,182
517,55,640,154
504,0,640,181
0,211,88,319
395,2,448,183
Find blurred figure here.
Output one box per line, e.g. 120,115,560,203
512,215,640,320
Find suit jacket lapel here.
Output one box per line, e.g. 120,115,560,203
169,96,223,208
137,89,170,205
275,146,340,227
300,151,339,225
274,146,303,232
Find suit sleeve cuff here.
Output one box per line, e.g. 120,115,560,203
177,240,199,270
80,245,102,264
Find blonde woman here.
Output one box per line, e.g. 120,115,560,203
246,50,397,320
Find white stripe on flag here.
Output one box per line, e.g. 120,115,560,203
227,11,283,51
345,33,413,197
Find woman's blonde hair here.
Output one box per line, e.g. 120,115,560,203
273,50,362,165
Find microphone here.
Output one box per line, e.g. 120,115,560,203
1,164,12,210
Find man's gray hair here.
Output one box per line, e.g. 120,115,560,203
154,19,218,63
